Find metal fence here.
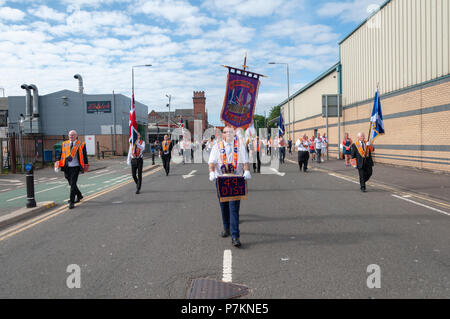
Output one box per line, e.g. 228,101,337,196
0,133,64,173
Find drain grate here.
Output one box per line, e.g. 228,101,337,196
187,278,249,299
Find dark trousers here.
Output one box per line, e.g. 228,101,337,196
358,165,373,189
131,157,143,190
279,147,286,163
219,200,241,239
298,151,309,171
162,154,171,175
316,149,322,163
65,166,82,203
253,151,261,173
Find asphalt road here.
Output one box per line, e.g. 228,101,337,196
0,161,449,298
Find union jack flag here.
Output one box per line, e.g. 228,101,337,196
129,93,138,146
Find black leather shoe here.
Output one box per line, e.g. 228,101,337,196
136,189,140,194
74,195,83,203
361,187,366,192
221,229,230,238
69,202,75,209
232,238,241,247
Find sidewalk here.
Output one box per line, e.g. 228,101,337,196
285,152,450,203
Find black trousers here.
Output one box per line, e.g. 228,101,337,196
162,154,171,175
65,166,82,203
316,149,322,163
358,165,373,189
279,147,286,163
131,158,143,190
253,151,261,173
298,151,309,171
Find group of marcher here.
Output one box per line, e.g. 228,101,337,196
55,127,374,249
294,133,328,172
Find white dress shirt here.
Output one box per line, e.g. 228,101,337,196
208,139,249,176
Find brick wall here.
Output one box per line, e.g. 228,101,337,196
292,77,450,172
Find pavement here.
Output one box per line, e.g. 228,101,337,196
0,153,448,298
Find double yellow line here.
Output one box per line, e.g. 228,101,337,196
0,167,163,242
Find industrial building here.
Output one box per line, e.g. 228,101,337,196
279,0,450,172
4,85,148,164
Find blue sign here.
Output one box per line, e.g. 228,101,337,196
25,163,33,171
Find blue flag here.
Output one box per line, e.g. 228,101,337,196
369,89,385,144
278,113,285,136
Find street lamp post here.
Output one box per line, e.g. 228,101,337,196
132,64,152,140
166,94,171,134
269,62,292,141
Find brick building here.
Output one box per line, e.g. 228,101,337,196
279,0,450,172
147,91,209,142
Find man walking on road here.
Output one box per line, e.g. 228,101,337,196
208,126,251,248
57,130,88,209
127,133,145,194
160,134,173,176
351,132,375,192
296,134,310,172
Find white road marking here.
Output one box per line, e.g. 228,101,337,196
182,170,197,179
0,179,22,183
6,184,65,202
392,194,450,217
88,170,117,179
222,249,232,283
0,188,11,192
328,173,360,184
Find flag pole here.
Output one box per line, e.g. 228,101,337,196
366,83,379,156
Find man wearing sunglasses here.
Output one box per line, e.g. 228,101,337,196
208,126,251,247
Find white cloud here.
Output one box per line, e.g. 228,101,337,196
317,0,385,23
264,20,340,44
138,0,217,36
29,5,66,22
0,6,26,21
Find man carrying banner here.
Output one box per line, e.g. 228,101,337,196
160,134,173,176
127,133,145,194
208,126,251,247
56,130,88,209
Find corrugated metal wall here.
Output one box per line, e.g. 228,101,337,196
341,0,450,106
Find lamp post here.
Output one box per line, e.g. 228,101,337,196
166,94,171,134
132,64,152,140
269,62,292,141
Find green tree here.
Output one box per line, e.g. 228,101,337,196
267,105,281,128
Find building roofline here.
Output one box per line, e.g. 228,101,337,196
276,62,340,108
338,0,392,45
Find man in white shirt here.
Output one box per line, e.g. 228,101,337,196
127,133,145,194
208,126,251,247
296,134,310,172
314,133,323,164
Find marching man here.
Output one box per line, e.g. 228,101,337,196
351,132,375,192
56,130,88,209
208,126,251,247
296,134,310,172
160,134,174,176
127,132,145,194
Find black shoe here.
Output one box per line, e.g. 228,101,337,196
361,187,366,192
69,202,75,209
232,238,241,247
221,229,230,238
136,189,140,194
74,195,83,203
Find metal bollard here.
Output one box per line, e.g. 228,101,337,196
152,150,155,165
25,163,36,208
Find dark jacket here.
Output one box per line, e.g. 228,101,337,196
351,142,374,169
160,140,174,157
61,141,88,172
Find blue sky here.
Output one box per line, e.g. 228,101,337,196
0,0,385,126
